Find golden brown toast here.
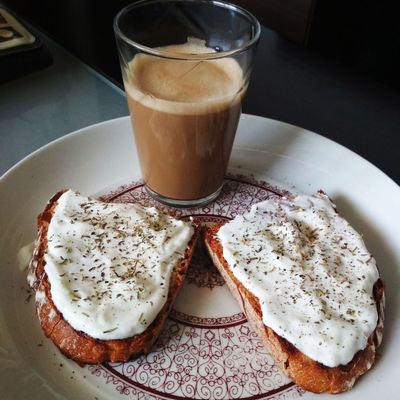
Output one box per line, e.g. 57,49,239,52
204,223,384,394
28,190,200,365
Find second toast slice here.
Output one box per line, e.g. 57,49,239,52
204,192,384,393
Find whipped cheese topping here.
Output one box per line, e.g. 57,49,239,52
44,190,194,340
218,193,379,367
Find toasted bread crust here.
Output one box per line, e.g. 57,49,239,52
204,223,385,393
28,190,200,365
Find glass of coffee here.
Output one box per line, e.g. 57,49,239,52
114,0,260,207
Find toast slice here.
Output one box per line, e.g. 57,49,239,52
204,193,384,393
28,190,199,365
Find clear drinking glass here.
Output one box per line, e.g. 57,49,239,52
114,0,260,207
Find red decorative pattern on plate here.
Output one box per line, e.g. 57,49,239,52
168,310,247,328
89,318,303,399
99,174,290,219
91,175,304,399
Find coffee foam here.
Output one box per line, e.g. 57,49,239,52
156,37,216,55
124,41,245,115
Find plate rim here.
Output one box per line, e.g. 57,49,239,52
1,114,399,193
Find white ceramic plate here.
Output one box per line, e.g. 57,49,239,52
1,115,399,400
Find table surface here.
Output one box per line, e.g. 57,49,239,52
1,15,399,187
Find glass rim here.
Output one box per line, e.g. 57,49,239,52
113,0,261,60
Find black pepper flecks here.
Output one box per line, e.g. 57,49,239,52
217,193,379,367
45,190,194,337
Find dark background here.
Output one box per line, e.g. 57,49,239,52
4,0,400,91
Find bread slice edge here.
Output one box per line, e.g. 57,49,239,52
28,189,200,365
204,223,385,394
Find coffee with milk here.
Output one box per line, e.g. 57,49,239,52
124,39,245,201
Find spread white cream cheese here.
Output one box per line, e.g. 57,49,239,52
217,193,379,367
44,190,194,340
